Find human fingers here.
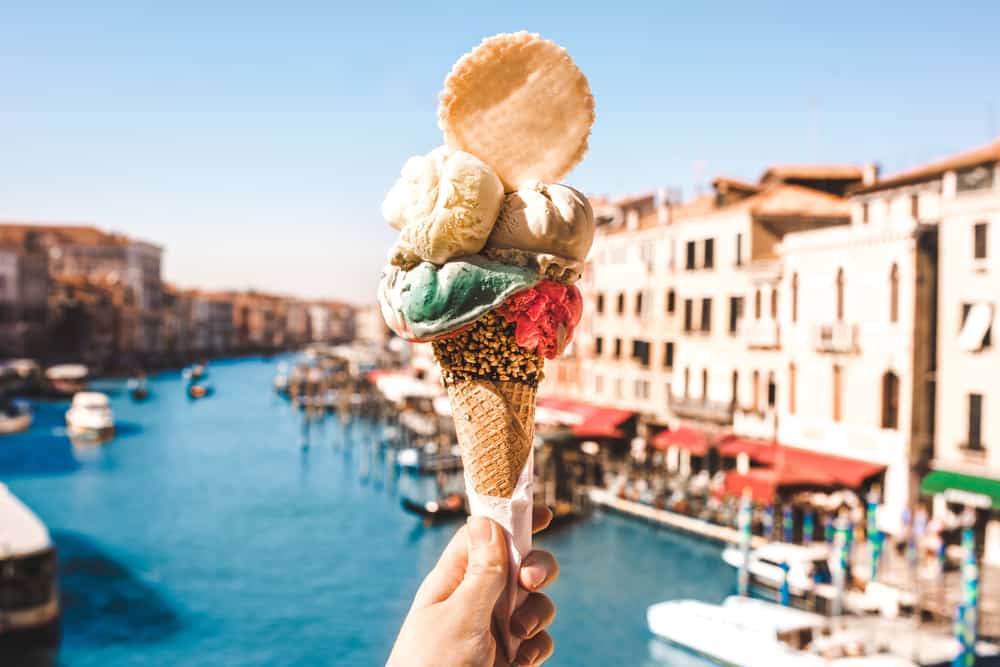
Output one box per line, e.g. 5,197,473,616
519,550,559,592
513,630,554,666
531,505,553,534
510,593,555,640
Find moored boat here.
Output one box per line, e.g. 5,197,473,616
128,375,150,401
65,392,115,441
0,484,60,653
400,493,467,521
45,364,88,397
0,400,33,435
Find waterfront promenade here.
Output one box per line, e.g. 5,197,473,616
2,357,732,666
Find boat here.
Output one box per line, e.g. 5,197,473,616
400,493,467,520
647,595,917,667
187,383,214,400
273,362,290,395
127,376,150,401
2,359,42,396
722,541,835,600
45,364,88,396
65,392,115,441
182,363,207,382
0,484,61,652
0,400,33,435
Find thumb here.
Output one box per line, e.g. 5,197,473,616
451,516,509,619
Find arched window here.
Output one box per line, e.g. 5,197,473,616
751,370,760,411
616,292,625,315
832,364,843,422
767,372,777,408
701,369,709,401
791,273,799,323
596,293,605,314
770,288,778,320
683,367,691,398
731,370,739,408
754,289,762,320
881,371,899,429
889,264,899,323
836,268,845,321
788,362,797,415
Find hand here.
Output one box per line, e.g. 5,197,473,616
387,506,558,667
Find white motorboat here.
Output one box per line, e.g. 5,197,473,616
45,364,88,396
0,400,32,435
647,596,916,667
0,484,60,651
65,392,115,441
722,541,834,598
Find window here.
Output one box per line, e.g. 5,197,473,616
613,338,622,359
634,380,650,400
685,241,696,270
700,298,712,333
791,273,799,323
596,293,605,314
861,202,869,224
594,336,604,356
666,289,676,314
663,342,674,369
754,289,762,320
974,222,989,260
728,296,744,334
961,303,993,348
957,164,995,193
595,375,604,394
767,373,776,408
770,288,778,319
635,291,643,316
632,339,651,367
889,264,899,323
788,363,797,416
751,370,760,411
614,378,623,399
731,370,739,407
701,369,709,401
683,368,691,398
683,299,694,332
735,233,744,266
704,238,715,269
836,268,845,321
616,292,625,315
967,393,984,451
833,364,843,422
881,371,899,429
910,194,919,220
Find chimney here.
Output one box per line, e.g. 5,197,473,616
657,187,670,225
862,162,880,186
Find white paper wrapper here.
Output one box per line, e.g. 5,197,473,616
464,448,533,663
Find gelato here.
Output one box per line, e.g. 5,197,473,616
486,183,595,264
382,146,504,266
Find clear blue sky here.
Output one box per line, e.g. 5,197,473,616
1,2,997,303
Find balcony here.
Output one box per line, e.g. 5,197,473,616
813,321,860,354
733,408,777,440
668,394,734,425
739,318,780,349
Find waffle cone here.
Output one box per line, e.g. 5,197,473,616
446,378,537,498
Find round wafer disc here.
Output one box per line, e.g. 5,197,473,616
439,32,595,191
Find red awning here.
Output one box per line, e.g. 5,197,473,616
725,464,840,505
536,397,634,439
366,367,417,383
650,427,710,456
718,436,779,463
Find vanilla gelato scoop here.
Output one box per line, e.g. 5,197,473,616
485,183,594,264
382,146,504,266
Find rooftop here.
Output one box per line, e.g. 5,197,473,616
760,164,864,183
853,137,1000,194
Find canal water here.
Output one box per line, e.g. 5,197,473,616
2,357,732,666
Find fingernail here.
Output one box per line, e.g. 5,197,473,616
467,516,492,547
511,613,538,638
524,565,546,590
517,645,541,666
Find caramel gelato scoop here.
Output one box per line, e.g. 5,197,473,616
485,183,594,264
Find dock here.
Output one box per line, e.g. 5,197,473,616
589,488,766,548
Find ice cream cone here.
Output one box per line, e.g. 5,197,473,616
432,312,542,498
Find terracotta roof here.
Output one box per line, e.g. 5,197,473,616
613,192,656,209
760,164,864,183
0,223,128,247
712,176,760,194
853,137,1000,194
750,184,851,221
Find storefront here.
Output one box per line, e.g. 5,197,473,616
921,468,1000,565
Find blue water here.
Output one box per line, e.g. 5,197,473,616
2,357,731,666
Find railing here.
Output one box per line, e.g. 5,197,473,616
668,394,734,424
733,408,778,440
813,321,860,354
739,318,780,349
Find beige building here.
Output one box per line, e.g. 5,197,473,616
855,139,1000,561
